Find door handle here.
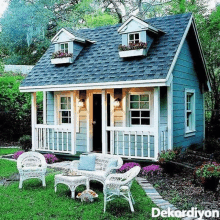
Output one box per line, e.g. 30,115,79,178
92,121,96,125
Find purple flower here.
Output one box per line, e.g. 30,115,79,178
44,154,59,164
118,162,141,173
142,164,162,176
13,151,24,159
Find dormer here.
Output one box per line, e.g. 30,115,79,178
51,28,92,65
118,16,164,58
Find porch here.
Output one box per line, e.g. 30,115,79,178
31,86,172,161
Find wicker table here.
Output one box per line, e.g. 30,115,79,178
55,174,89,199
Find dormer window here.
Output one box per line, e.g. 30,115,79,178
129,33,140,45
60,43,68,53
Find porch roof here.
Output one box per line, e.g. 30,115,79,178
20,13,192,90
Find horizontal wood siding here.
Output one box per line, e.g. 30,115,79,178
76,109,87,153
46,92,54,125
173,39,204,149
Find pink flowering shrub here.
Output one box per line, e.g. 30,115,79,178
13,151,24,159
142,164,162,177
118,162,141,173
44,154,59,164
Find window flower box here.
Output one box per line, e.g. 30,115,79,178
118,42,147,58
51,57,73,64
51,51,73,64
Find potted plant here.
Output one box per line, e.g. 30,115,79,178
158,149,179,176
194,162,220,191
51,51,73,64
118,42,148,57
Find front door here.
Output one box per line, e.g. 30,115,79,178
93,94,102,152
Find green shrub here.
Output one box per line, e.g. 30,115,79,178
19,135,32,151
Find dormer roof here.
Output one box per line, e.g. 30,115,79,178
118,15,164,34
51,27,95,44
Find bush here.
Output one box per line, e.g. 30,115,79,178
13,151,24,159
142,164,162,177
158,149,179,163
19,135,32,151
44,154,59,164
118,162,141,173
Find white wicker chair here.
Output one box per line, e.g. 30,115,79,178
17,152,47,189
103,166,141,212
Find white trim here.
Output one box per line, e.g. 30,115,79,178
167,82,173,150
185,88,196,134
128,32,140,44
86,92,90,152
166,15,193,83
71,92,75,154
118,16,158,34
31,93,37,151
20,79,167,92
154,87,160,159
129,92,151,126
191,19,211,90
43,91,46,124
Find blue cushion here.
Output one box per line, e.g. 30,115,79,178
107,159,118,170
78,155,96,171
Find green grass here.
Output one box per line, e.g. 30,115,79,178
0,159,177,219
0,148,21,156
0,159,19,178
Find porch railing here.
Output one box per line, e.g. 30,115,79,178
106,126,168,160
34,124,73,153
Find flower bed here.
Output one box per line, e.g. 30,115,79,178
52,51,73,59
118,42,147,51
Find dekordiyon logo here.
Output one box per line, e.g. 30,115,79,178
152,207,219,219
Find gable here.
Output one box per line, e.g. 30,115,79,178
53,31,74,43
120,20,149,33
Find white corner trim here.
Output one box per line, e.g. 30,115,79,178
165,15,193,82
19,79,167,92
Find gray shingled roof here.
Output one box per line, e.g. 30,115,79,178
21,13,192,88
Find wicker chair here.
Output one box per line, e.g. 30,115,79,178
103,166,141,212
17,152,47,189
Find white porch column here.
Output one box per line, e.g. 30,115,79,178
102,89,107,154
167,82,173,150
43,91,47,124
154,87,160,160
31,92,37,151
71,91,76,154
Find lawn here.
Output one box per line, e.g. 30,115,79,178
0,159,177,220
0,147,21,156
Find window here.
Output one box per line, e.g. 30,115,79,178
128,33,140,45
130,94,150,125
59,96,71,124
60,43,68,53
185,89,195,133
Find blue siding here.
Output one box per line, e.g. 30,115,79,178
76,119,87,153
46,92,54,125
173,39,204,149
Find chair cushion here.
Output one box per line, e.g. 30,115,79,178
77,170,106,180
78,155,96,171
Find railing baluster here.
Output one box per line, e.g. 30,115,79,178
43,128,46,150
40,128,42,149
129,131,131,157
164,130,166,151
148,133,150,158
62,130,64,152
57,130,59,151
123,132,125,156
135,131,137,157
52,129,55,151
47,128,49,150
117,131,119,155
36,128,38,150
141,131,144,157
67,131,68,152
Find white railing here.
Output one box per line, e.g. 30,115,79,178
106,126,168,160
106,127,156,160
35,125,73,153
